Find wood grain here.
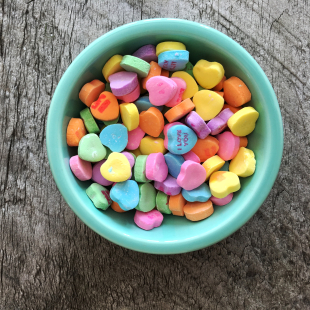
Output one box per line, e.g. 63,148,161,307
1,0,310,309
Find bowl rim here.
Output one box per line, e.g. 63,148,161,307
46,18,283,254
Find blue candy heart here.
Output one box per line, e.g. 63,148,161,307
167,124,197,155
182,183,211,202
110,180,139,211
164,152,185,178
158,50,189,71
134,96,163,113
99,124,128,152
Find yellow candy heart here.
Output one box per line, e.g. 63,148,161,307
171,71,199,100
156,41,186,56
202,155,225,180
192,90,224,121
193,60,224,89
227,107,259,136
229,147,256,177
102,55,124,81
209,171,240,198
139,137,166,155
120,103,139,131
100,152,131,182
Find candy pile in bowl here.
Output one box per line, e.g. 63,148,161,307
67,41,259,231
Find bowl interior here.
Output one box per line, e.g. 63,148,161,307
47,19,283,254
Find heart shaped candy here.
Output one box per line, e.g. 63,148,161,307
177,161,206,191
110,180,139,211
145,153,168,182
135,183,156,212
86,183,112,210
108,71,139,96
78,133,106,162
90,91,119,121
154,175,181,196
209,171,240,199
99,124,128,153
193,60,225,89
229,147,256,177
134,210,164,231
139,107,164,138
182,183,211,202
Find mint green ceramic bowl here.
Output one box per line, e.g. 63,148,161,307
46,19,283,254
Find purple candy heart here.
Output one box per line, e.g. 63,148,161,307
185,111,211,139
154,175,181,196
108,71,138,96
92,160,113,186
207,108,234,135
132,44,158,63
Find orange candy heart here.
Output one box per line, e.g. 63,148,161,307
139,107,164,138
90,91,119,121
191,136,219,162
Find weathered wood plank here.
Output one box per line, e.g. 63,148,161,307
0,0,310,309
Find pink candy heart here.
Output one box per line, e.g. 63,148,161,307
146,153,168,182
134,210,164,230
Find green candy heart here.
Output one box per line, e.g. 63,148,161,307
156,191,171,214
80,108,100,134
78,133,106,162
86,183,112,210
135,183,156,212
184,61,194,78
134,155,150,183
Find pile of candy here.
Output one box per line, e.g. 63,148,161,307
67,41,259,231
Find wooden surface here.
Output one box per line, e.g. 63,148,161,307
1,0,310,309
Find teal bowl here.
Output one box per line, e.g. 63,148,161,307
46,19,283,254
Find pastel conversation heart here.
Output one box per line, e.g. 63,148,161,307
193,59,225,89
90,91,119,121
146,153,168,182
92,159,113,186
139,107,165,138
110,180,139,211
134,210,164,231
185,111,211,139
69,155,92,181
207,108,234,135
216,131,240,161
164,152,185,178
78,133,106,162
210,193,233,206
99,124,128,152
156,191,171,214
158,50,189,71
132,44,158,63
126,126,145,150
167,124,197,155
108,71,139,96
165,77,187,108
182,183,211,202
154,175,181,196
177,161,206,191
146,76,177,106
183,200,214,222
86,183,112,210
135,183,156,212
209,171,240,199
229,147,256,177
100,152,131,182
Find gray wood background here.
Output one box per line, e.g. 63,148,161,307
1,0,309,309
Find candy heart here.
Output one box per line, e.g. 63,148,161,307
90,91,120,121
192,90,224,121
177,161,206,191
158,50,189,71
134,155,150,183
134,96,163,112
191,136,219,162
146,153,168,182
193,59,225,89
209,171,240,199
110,180,139,211
119,103,139,131
78,133,106,162
80,108,100,134
156,191,171,214
163,122,183,149
229,147,256,177
183,200,214,221
182,151,200,163
86,183,112,210
210,193,233,206
182,183,211,202
121,151,135,168
154,175,181,196
92,159,113,186
120,55,151,78
99,124,128,153
134,210,164,231
146,76,177,106
69,155,92,181
135,183,156,212
227,107,259,136
139,107,165,137
164,152,185,178
207,108,234,135
202,155,225,180
115,83,140,103
165,77,187,108
126,126,145,150
156,41,186,56
185,111,211,139
216,131,240,161
139,136,166,155
168,193,186,216
108,71,139,96
167,124,197,155
102,55,124,81
132,44,158,63
100,152,131,182
171,71,199,100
